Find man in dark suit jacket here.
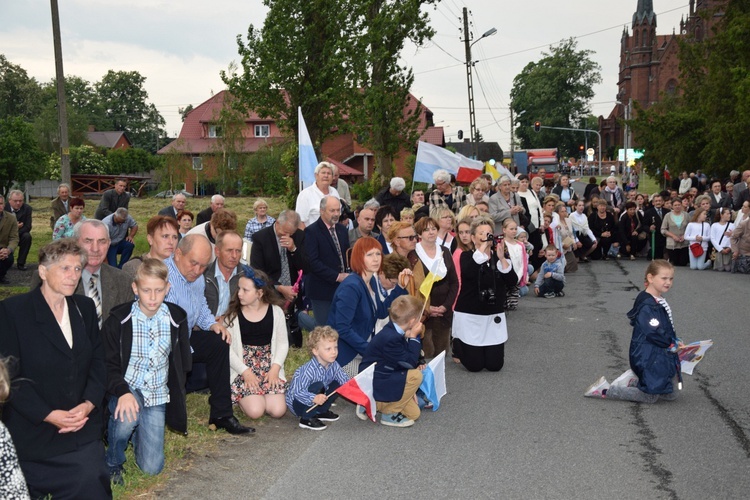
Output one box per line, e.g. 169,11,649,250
157,192,187,219
639,194,670,260
95,178,130,220
251,210,306,300
5,189,32,270
31,219,135,324
196,194,225,225
50,183,74,229
303,196,350,326
0,273,110,497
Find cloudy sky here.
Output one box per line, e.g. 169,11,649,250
1,0,690,151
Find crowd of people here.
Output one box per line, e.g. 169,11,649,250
0,163,749,497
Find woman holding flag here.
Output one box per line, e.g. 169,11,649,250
408,217,459,359
328,237,412,377
452,215,517,372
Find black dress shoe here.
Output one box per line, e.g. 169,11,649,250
209,416,255,435
16,264,27,271
0,276,9,285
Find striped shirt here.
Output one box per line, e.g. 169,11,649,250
244,216,275,242
285,357,349,413
123,302,172,407
656,296,675,330
165,255,215,331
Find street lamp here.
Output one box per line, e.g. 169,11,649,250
462,7,496,160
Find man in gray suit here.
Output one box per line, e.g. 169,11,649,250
31,219,134,325
733,170,750,207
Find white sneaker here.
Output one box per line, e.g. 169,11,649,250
584,376,610,398
611,369,638,388
355,404,368,421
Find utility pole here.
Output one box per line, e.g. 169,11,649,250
51,0,71,185
462,7,478,160
509,107,515,171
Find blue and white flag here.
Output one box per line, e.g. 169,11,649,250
414,141,460,184
298,106,318,186
419,350,447,411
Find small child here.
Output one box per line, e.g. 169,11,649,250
286,326,349,430
360,295,425,428
585,260,681,403
534,244,566,298
103,258,192,485
516,229,534,297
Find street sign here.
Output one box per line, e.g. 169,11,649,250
586,148,594,156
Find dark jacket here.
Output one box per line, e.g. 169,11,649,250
95,188,129,220
551,184,578,204
103,301,192,434
4,202,32,236
303,218,350,301
250,223,306,285
627,291,678,395
203,260,241,317
158,206,179,219
0,289,105,461
196,206,213,225
360,321,421,402
328,274,407,367
454,251,517,316
375,187,411,219
50,196,74,229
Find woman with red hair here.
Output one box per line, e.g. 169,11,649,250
328,237,412,376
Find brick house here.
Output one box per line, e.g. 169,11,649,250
86,129,132,149
598,0,725,154
158,90,444,192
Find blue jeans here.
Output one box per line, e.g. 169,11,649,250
107,239,134,269
291,380,341,418
106,391,166,475
310,299,332,327
538,278,564,296
688,248,711,270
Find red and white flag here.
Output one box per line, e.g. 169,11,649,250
455,152,484,183
333,363,377,422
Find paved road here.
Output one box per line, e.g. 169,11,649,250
157,261,750,499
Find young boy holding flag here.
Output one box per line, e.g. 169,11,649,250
359,295,425,428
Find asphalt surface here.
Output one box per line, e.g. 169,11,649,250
156,260,750,500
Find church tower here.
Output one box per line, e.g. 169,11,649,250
629,0,657,105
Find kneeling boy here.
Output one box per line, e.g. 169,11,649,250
534,244,566,298
103,258,191,484
286,326,349,430
360,295,424,428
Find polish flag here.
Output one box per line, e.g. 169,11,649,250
455,152,485,184
334,363,377,422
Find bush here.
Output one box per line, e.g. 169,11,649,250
241,142,295,201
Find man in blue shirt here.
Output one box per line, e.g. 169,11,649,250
165,234,252,435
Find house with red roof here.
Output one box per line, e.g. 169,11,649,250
158,90,444,192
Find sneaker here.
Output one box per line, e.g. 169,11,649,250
110,468,124,486
611,369,638,388
299,417,327,430
543,292,555,299
317,410,340,422
630,255,636,261
355,405,369,421
555,291,565,297
380,412,415,428
584,376,610,398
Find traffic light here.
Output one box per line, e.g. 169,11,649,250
579,145,584,152
457,130,463,140
534,121,541,133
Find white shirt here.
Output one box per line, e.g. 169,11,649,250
295,184,340,226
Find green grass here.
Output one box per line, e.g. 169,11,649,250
12,194,306,499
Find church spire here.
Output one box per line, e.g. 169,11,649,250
633,0,656,27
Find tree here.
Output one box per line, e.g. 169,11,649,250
94,70,167,153
34,77,94,153
631,0,750,175
510,38,601,157
0,55,42,121
0,116,45,196
347,0,436,181
222,0,353,171
179,104,194,122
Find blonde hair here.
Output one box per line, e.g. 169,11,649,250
308,326,339,354
0,358,9,402
388,295,422,325
134,258,169,284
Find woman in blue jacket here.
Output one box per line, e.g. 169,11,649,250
328,237,411,376
585,260,682,402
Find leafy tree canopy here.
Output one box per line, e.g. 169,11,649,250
0,116,45,196
510,38,602,157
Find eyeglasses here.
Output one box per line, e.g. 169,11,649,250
397,235,418,241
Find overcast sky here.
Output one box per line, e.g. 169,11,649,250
1,0,690,151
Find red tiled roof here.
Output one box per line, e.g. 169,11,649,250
419,126,444,146
158,136,286,155
324,157,363,176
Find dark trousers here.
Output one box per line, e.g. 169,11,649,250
621,234,646,257
529,229,545,269
16,232,31,266
668,246,690,267
591,236,614,260
190,330,232,420
291,380,341,418
310,299,332,327
0,252,13,278
538,278,564,296
454,339,505,372
106,239,134,269
20,439,111,500
648,234,668,260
